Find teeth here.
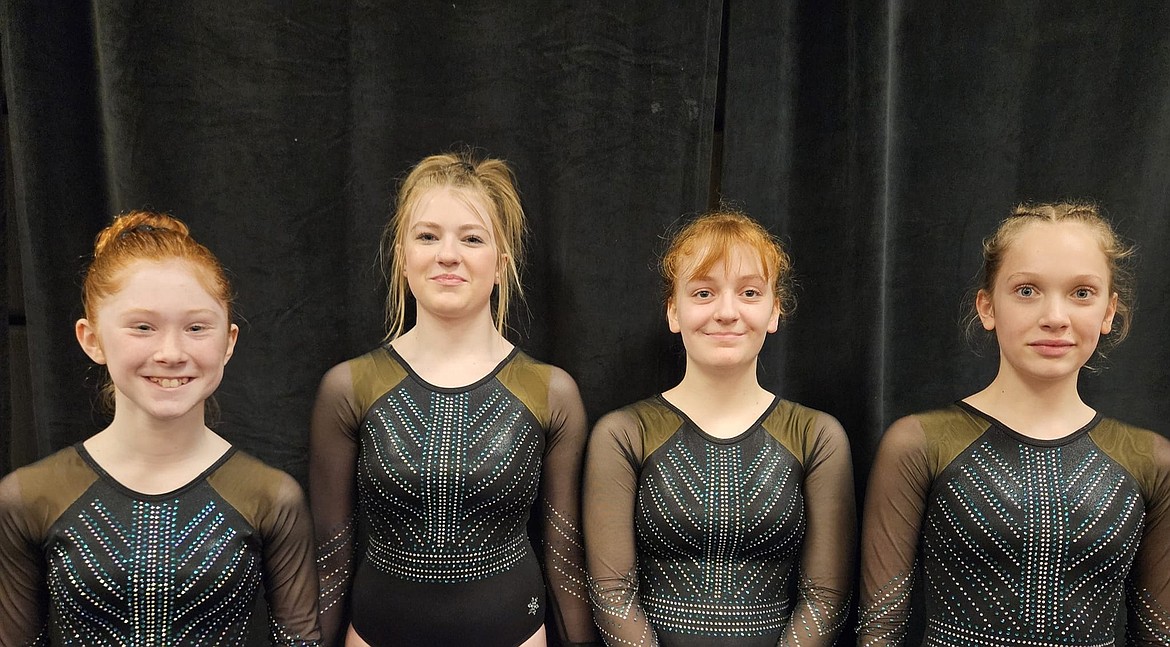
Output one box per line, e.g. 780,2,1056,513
150,377,190,388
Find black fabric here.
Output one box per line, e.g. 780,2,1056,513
5,2,1170,645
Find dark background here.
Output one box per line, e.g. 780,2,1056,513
4,2,1170,644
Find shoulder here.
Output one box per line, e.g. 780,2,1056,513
877,405,989,477
1091,418,1170,498
318,346,409,417
208,450,306,519
768,400,847,440
1,446,95,534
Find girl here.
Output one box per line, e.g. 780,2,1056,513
857,203,1170,645
584,209,855,646
0,211,320,645
309,152,597,646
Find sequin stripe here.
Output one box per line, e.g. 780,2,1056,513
268,615,321,647
543,502,589,599
589,573,656,647
641,591,790,635
366,531,529,581
1127,585,1170,643
588,570,639,620
315,517,355,613
924,618,1115,646
785,574,850,642
857,566,915,646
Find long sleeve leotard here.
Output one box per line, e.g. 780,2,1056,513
857,402,1170,646
584,396,855,647
0,445,321,646
309,345,597,646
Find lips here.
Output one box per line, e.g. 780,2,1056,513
149,377,191,388
431,274,466,285
1029,340,1074,357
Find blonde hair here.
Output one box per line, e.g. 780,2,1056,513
973,201,1135,345
379,152,526,340
82,210,233,413
660,209,794,318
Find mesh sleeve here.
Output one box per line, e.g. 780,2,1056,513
780,413,855,646
308,362,362,647
0,472,48,647
856,416,932,646
540,367,602,646
1126,432,1170,645
583,409,657,647
259,473,323,646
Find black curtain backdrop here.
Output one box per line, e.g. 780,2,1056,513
5,2,1170,644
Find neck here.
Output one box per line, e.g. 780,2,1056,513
98,407,214,463
666,358,772,413
964,363,1093,437
396,307,510,363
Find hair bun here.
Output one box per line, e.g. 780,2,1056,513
94,210,190,257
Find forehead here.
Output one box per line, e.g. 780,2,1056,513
678,242,768,283
103,259,227,311
410,186,494,230
1001,218,1109,263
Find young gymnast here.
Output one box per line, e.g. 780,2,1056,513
0,210,320,645
585,209,855,646
309,152,597,646
857,203,1170,645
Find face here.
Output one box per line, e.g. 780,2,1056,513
667,244,781,371
977,220,1117,385
401,187,502,324
75,259,238,425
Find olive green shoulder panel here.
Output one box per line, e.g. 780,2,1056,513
626,398,683,459
349,346,409,416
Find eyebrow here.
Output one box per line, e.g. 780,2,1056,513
410,221,489,232
121,308,223,318
1004,271,1106,283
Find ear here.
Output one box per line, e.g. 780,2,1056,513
1101,292,1118,334
223,323,240,365
667,298,681,333
767,300,781,334
976,289,996,331
75,318,106,364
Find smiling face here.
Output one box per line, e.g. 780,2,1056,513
401,187,502,325
977,220,1117,385
75,259,238,426
667,244,781,372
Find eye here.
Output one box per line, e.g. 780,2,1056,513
464,235,486,245
742,288,763,298
1015,285,1037,298
415,231,438,242
1073,287,1094,300
693,289,713,299
188,324,207,333
133,323,153,332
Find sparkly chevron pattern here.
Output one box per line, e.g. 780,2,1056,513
357,379,542,582
635,430,805,638
44,494,263,646
921,433,1145,646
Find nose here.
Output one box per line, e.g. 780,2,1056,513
435,237,460,265
713,291,739,323
153,329,188,363
1038,296,1070,330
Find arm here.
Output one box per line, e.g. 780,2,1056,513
780,413,855,646
0,472,48,647
1126,432,1170,645
583,409,657,647
309,362,362,647
856,416,932,647
540,367,602,646
260,473,323,646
